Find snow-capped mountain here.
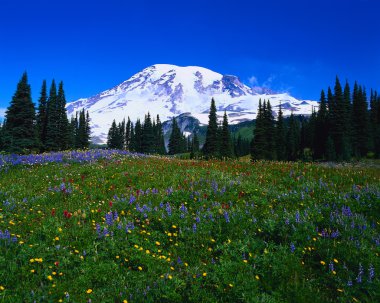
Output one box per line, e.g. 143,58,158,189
66,64,318,143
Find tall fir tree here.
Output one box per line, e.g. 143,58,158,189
352,84,370,157
45,80,59,151
191,131,200,156
275,103,287,160
36,80,48,150
68,116,76,149
314,90,329,159
155,115,166,154
203,98,219,158
3,72,38,153
134,119,143,153
56,81,70,150
219,111,233,159
342,81,352,160
168,117,182,155
142,113,155,154
285,113,300,161
125,117,132,150
107,120,121,149
263,100,275,159
331,77,346,159
251,99,266,160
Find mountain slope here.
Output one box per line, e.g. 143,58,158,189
66,64,318,143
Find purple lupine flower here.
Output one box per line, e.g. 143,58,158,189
290,243,295,253
347,280,353,286
129,195,136,204
331,230,340,238
329,261,334,272
166,202,172,216
192,223,197,233
295,211,301,223
105,212,113,226
224,211,230,223
369,264,375,281
356,263,363,283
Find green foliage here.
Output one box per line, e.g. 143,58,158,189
203,98,219,158
251,100,276,161
220,111,234,159
3,72,38,153
107,120,123,149
168,117,183,155
36,80,48,150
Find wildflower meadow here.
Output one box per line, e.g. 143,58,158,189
0,150,379,302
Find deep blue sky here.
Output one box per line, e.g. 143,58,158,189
0,0,379,113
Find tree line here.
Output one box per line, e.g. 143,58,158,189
250,77,380,161
107,113,166,154
0,73,91,154
107,98,236,159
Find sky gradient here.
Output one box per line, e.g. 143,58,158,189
0,0,379,113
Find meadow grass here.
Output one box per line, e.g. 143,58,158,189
0,151,379,302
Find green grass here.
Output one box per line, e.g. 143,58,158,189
0,152,379,302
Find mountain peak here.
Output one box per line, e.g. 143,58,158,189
66,64,318,143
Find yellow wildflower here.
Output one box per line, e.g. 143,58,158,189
86,289,93,294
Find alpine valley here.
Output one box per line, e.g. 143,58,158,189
66,64,319,144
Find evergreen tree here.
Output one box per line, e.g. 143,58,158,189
125,117,132,150
300,114,315,161
75,109,91,149
326,135,336,161
45,80,59,151
342,81,352,160
107,120,120,149
285,113,300,161
251,99,266,160
36,80,48,150
142,113,155,153
134,119,143,153
155,115,166,154
129,123,136,151
275,103,287,160
168,117,182,155
118,119,126,149
331,77,345,159
314,90,329,159
74,112,80,148
203,98,219,158
220,111,233,159
3,72,38,153
263,100,275,159
68,116,76,149
191,131,200,156
56,81,70,150
352,84,370,157
85,111,91,148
